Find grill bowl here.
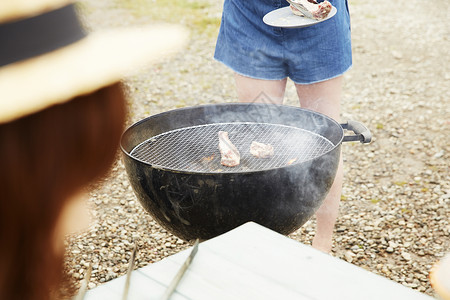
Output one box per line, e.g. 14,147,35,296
121,103,345,241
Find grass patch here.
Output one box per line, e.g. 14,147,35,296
401,208,412,214
114,0,221,37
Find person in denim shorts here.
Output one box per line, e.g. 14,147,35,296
215,0,352,253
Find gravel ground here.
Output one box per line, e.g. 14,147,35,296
65,0,449,297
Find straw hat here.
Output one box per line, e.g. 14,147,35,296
0,0,189,123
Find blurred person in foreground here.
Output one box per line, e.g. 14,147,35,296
0,1,187,299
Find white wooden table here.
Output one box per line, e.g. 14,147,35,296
85,222,434,300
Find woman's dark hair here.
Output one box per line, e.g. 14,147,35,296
0,83,126,299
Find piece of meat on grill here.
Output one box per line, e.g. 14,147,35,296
250,141,274,159
289,0,332,20
218,131,240,167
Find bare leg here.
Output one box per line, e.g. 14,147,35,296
234,73,287,104
295,76,344,253
234,73,343,253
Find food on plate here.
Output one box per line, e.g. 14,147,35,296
289,0,332,20
218,131,240,167
250,141,274,159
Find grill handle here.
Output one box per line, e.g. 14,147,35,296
341,121,372,143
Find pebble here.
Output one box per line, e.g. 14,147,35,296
401,252,412,261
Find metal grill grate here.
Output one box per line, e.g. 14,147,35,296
130,122,335,173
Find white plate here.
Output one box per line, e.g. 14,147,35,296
263,6,337,28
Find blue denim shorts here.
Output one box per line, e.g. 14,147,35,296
214,0,352,84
